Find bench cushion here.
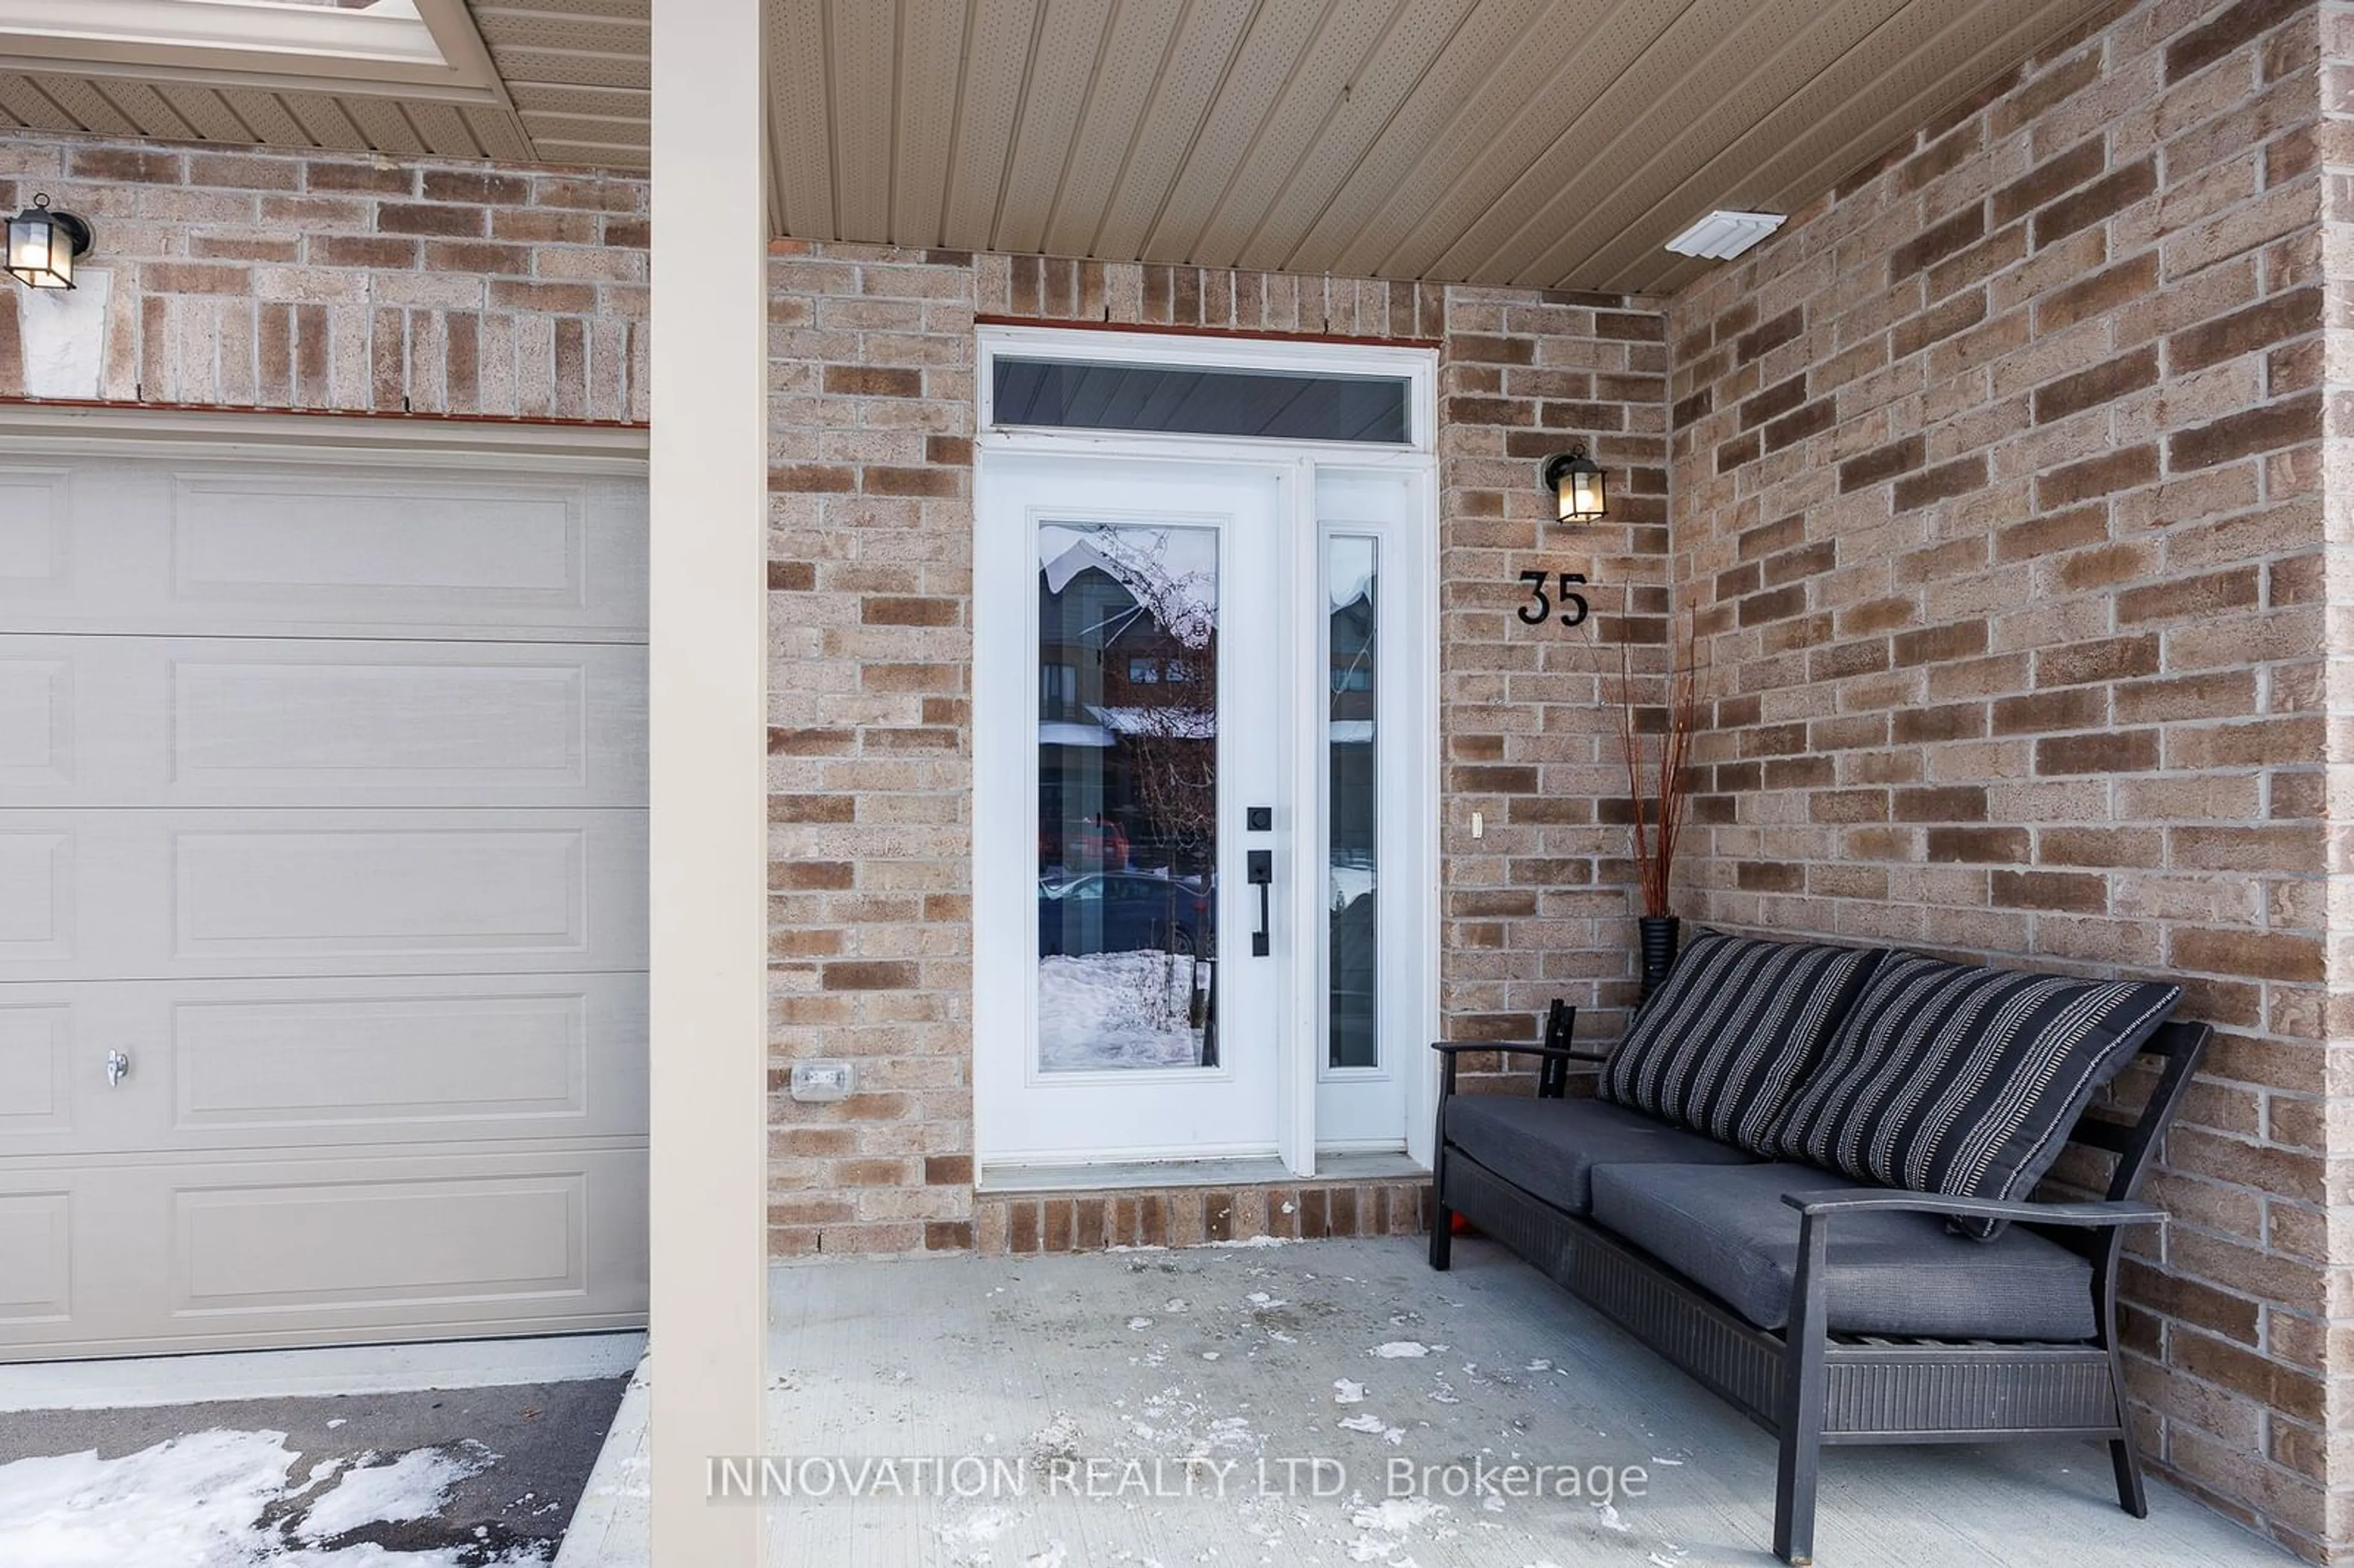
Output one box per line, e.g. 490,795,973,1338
1443,1094,1754,1215
1771,954,2179,1238
1589,1161,2098,1341
1598,931,1883,1154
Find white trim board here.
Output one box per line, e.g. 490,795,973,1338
0,0,508,101
0,1331,647,1411
0,404,649,471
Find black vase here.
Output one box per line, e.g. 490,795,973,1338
1636,915,1681,1009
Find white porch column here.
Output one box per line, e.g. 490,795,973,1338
649,0,768,1561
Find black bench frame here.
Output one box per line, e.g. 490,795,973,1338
1427,1004,2211,1566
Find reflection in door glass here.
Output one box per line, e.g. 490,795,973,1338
1329,537,1378,1070
1036,523,1219,1073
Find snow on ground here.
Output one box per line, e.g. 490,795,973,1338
0,1428,542,1567
1037,950,1205,1070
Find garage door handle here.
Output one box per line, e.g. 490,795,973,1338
105,1050,129,1088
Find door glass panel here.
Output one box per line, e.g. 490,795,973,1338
995,358,1411,444
1328,536,1378,1069
1036,522,1219,1073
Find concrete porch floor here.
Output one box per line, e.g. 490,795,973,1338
764,1236,2295,1568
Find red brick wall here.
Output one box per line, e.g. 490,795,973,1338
764,244,1672,1257
0,134,646,419
1667,0,2331,1554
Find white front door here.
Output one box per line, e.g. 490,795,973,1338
974,451,1431,1177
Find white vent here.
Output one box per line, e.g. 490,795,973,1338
1664,210,1787,261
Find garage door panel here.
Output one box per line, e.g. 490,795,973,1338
0,832,69,954
1,460,647,641
0,975,646,1157
0,810,646,980
178,992,593,1133
175,1171,586,1314
0,1192,71,1322
174,475,584,605
0,1149,647,1358
0,657,69,786
0,1004,72,1139
0,637,646,807
0,466,67,591
180,826,585,956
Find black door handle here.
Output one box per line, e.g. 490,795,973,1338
1247,850,1272,957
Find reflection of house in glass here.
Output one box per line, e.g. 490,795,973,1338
1328,544,1378,1070
1036,525,1221,1072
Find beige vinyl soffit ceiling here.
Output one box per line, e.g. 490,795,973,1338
0,0,2119,292
768,0,2121,294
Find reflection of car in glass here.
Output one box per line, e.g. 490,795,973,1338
1039,814,1130,873
1040,870,1211,957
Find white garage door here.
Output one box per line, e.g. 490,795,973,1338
0,427,649,1359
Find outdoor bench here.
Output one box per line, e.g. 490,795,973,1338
1426,931,2211,1566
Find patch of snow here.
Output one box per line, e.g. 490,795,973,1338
937,1507,1021,1546
0,1428,528,1567
1336,1414,1388,1434
1027,1413,1083,1464
299,1444,491,1543
1165,1299,1189,1313
1370,1342,1430,1359
1593,1502,1630,1532
1127,1317,1154,1331
1037,951,1205,1070
1200,1235,1292,1249
1350,1497,1446,1534
1331,1379,1366,1404
1025,1544,1068,1568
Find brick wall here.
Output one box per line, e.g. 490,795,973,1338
1667,0,2332,1555
764,245,1670,1257
0,132,646,419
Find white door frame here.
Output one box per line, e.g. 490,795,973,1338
973,325,1441,1179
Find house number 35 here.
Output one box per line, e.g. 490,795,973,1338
1517,571,1590,627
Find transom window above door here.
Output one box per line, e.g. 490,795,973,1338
980,329,1434,452
991,358,1412,444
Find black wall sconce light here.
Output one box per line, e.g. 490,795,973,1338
1541,443,1607,522
7,194,94,291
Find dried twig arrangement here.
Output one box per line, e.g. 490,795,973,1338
1617,625,1702,919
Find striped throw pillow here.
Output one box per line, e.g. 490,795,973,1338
1598,932,1885,1155
1772,953,2180,1239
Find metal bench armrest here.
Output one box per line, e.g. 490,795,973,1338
1780,1190,2166,1230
